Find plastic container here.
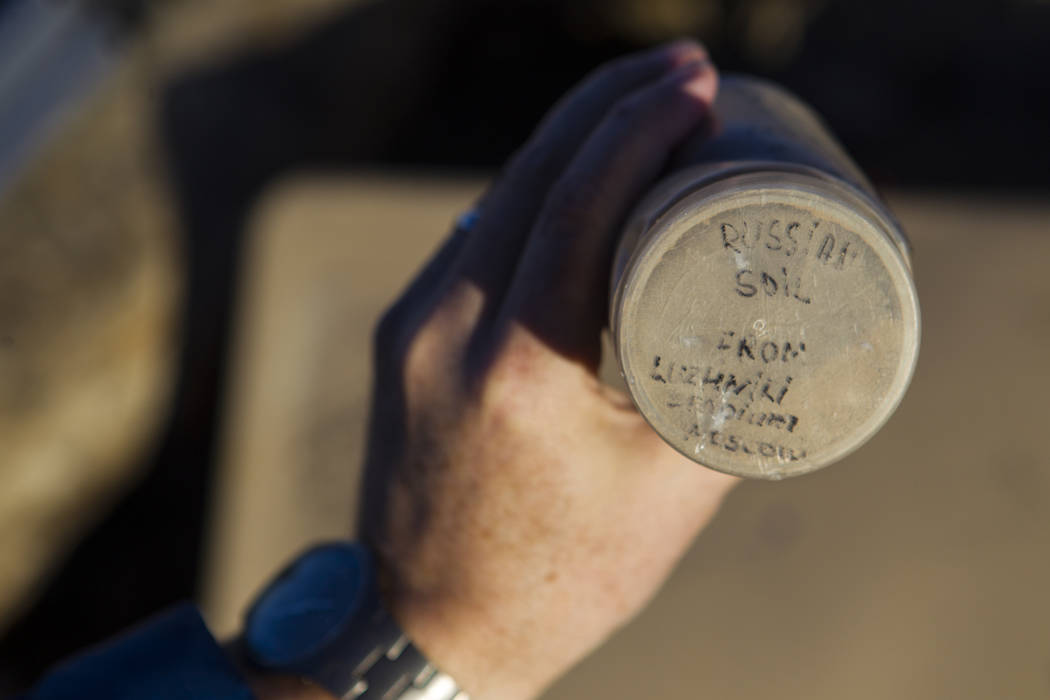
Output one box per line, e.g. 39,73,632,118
611,75,920,479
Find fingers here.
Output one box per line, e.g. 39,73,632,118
498,59,718,367
454,40,709,307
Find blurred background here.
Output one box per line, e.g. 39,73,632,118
1,0,1049,696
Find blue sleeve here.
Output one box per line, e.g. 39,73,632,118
24,603,255,700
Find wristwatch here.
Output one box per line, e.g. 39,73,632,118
243,542,469,699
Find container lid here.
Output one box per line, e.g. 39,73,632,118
614,168,920,479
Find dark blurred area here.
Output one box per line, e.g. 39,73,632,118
30,0,1050,186
0,0,1048,693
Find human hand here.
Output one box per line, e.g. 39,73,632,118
358,40,737,700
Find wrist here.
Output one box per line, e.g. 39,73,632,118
381,557,600,700
387,595,542,700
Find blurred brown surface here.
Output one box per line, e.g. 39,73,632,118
0,52,180,632
206,175,1050,699
0,0,355,654
203,174,487,626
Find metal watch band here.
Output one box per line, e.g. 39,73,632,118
244,543,470,700
340,607,469,700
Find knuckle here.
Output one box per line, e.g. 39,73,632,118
374,299,442,370
400,280,483,386
375,279,479,358
402,322,446,387
476,327,547,405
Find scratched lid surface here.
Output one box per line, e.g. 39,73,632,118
614,170,920,479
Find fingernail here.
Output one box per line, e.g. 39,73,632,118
674,59,717,102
